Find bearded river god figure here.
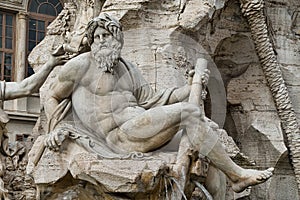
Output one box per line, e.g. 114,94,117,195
27,13,274,199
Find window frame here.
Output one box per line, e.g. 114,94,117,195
0,10,16,82
26,0,62,77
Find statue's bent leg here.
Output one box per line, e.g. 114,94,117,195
171,105,274,193
106,102,200,153
106,102,273,193
199,127,274,193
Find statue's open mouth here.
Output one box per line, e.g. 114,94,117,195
99,45,108,49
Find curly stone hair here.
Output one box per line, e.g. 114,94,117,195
86,13,124,48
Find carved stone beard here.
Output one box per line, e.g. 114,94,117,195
91,41,121,74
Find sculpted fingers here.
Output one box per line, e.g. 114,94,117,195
57,130,68,146
48,53,70,67
44,129,68,151
56,55,69,65
187,69,195,85
189,69,195,77
52,131,60,151
201,69,210,85
51,44,65,56
44,134,53,150
44,131,58,151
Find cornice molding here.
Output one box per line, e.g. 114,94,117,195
0,0,28,11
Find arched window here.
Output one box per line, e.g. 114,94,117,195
27,0,63,77
29,0,63,16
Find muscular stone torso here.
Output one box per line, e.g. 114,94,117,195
71,57,145,136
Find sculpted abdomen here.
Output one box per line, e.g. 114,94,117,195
72,86,113,116
71,86,141,133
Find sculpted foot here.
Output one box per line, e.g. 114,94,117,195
231,167,274,193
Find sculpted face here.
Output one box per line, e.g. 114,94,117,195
92,27,115,56
91,26,122,73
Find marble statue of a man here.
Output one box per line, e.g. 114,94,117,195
41,13,273,193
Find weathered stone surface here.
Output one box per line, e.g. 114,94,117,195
0,0,26,12
235,112,286,166
281,65,300,86
179,0,219,29
29,137,177,194
69,152,174,193
285,86,300,119
28,136,86,184
276,35,300,66
267,152,300,200
227,64,277,111
2,0,22,3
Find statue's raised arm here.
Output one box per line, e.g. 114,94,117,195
4,52,68,100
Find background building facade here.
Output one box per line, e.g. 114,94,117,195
0,0,66,142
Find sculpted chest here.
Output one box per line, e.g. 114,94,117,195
79,69,133,96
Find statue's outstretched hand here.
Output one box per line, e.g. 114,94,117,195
44,128,69,151
47,54,69,68
47,45,70,67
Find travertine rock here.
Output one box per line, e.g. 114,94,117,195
69,153,173,193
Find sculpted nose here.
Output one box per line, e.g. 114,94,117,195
99,35,105,43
